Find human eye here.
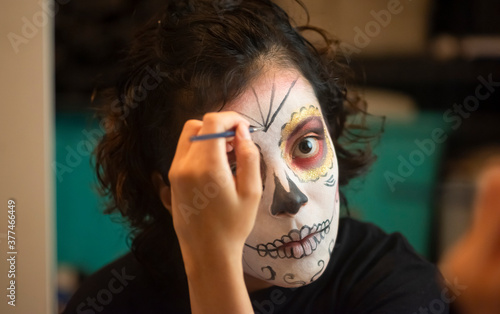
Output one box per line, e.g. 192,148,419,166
290,133,325,169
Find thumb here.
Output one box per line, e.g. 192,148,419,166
471,166,500,249
233,123,262,202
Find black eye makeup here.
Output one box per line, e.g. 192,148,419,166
227,143,267,189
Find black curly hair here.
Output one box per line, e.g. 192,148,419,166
94,0,376,279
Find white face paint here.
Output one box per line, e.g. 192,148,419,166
225,68,340,288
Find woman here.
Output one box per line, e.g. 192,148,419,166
64,1,447,313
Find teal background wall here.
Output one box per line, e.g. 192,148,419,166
55,111,448,273
55,112,129,274
344,112,449,257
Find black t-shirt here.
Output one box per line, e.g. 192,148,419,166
63,218,449,314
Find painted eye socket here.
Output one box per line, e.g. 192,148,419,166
293,137,320,159
230,163,237,175
280,106,334,182
227,149,267,189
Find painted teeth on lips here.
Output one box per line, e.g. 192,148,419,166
252,217,332,259
300,226,311,239
289,230,300,242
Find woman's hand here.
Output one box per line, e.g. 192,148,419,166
169,111,262,263
167,111,262,313
439,166,500,314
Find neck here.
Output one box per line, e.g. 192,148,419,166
244,272,274,293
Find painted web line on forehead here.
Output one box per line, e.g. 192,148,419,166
237,78,298,132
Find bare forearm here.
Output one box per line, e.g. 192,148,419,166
168,115,262,313
185,253,253,314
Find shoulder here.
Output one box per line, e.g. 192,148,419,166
334,217,436,280
327,217,448,313
62,252,190,314
335,216,421,261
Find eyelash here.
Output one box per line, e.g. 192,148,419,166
290,132,325,167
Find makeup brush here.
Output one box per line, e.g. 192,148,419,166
189,126,264,142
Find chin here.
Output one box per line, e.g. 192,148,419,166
243,219,339,288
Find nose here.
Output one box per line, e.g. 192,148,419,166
270,172,308,216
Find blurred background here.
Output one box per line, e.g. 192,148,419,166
54,0,500,311
3,0,499,312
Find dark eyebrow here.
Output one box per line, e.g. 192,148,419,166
287,116,324,140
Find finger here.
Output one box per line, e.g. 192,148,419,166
198,111,250,135
173,119,203,161
234,123,262,201
193,111,251,165
472,166,500,240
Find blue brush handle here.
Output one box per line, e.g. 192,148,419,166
189,127,262,142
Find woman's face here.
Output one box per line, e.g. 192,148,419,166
224,68,340,288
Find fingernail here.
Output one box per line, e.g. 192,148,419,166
241,125,251,140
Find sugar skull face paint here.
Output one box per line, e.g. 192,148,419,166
224,68,339,288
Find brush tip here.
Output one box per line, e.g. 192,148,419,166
249,126,264,133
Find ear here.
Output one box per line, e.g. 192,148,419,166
151,172,172,215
